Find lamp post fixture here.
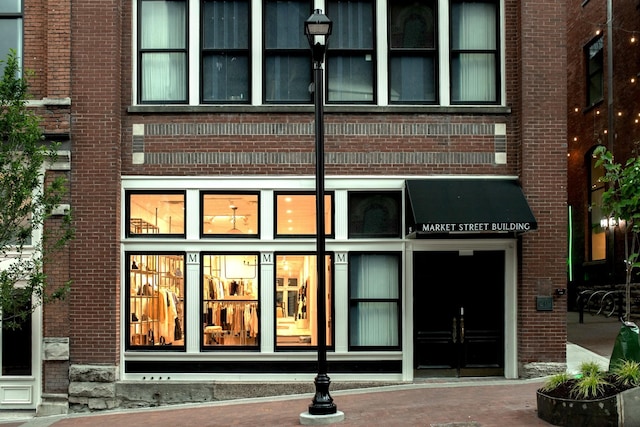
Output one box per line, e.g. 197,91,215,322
304,9,338,418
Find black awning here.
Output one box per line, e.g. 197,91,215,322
405,179,537,236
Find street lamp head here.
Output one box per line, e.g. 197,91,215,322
305,9,332,64
305,9,332,39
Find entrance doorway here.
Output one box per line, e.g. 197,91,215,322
413,250,505,377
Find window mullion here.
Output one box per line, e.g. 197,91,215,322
251,0,262,105
439,0,450,106
189,0,199,105
376,0,387,106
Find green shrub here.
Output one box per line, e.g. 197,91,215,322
571,374,609,399
612,360,640,387
541,372,572,393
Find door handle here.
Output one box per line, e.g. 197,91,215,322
452,317,458,343
460,315,465,344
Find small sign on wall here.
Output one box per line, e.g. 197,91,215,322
536,296,554,311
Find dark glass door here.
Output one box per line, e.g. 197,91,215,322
413,251,504,377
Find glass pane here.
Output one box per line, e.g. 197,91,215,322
348,192,401,237
141,1,186,49
327,55,373,102
350,254,399,299
2,292,31,375
276,193,332,235
390,56,435,102
141,52,187,102
202,193,259,236
202,254,259,348
276,254,332,347
389,0,435,49
0,18,21,62
128,192,185,235
328,0,373,49
265,0,308,49
202,53,249,101
128,254,185,348
265,55,311,102
0,1,21,13
451,53,496,102
350,302,398,346
591,187,606,261
451,2,496,50
203,1,249,49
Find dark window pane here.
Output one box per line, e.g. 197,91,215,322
390,1,435,49
2,293,31,376
202,54,249,101
265,1,307,49
349,192,401,238
390,56,435,102
265,55,311,102
327,55,373,102
329,1,373,49
202,1,249,49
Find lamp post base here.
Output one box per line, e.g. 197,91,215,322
308,373,337,415
299,410,345,426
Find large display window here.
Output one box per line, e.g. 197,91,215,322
202,253,259,349
126,191,186,236
127,253,185,349
275,192,333,237
275,253,333,348
201,192,259,237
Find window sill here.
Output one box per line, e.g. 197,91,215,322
127,104,512,115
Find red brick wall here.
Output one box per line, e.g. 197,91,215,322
518,0,568,362
69,0,122,364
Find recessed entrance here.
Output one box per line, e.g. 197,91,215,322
413,250,505,377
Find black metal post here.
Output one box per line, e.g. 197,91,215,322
308,52,337,417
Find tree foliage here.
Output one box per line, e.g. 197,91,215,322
0,50,72,329
595,145,640,320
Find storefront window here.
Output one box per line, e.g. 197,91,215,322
201,192,259,237
202,253,259,348
349,253,401,349
348,191,401,238
126,191,185,236
275,193,333,236
127,253,185,349
275,254,333,348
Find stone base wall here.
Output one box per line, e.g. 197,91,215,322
519,362,566,379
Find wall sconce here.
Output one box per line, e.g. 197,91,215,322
600,216,623,229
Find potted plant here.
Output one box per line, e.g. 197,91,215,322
537,360,640,426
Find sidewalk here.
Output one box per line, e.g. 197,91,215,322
0,313,619,427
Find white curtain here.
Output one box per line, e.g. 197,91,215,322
452,2,496,102
350,254,399,346
140,1,186,101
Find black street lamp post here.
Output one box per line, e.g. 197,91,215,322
304,9,338,417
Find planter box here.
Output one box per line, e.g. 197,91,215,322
537,387,640,426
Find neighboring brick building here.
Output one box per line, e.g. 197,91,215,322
567,0,640,299
1,0,568,414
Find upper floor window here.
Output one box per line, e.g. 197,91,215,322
135,0,502,106
138,0,188,103
388,0,437,104
327,0,375,103
202,0,250,103
264,0,311,103
0,0,23,75
586,37,604,107
450,0,498,103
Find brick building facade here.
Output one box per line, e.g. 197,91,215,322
0,0,568,414
567,0,640,299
